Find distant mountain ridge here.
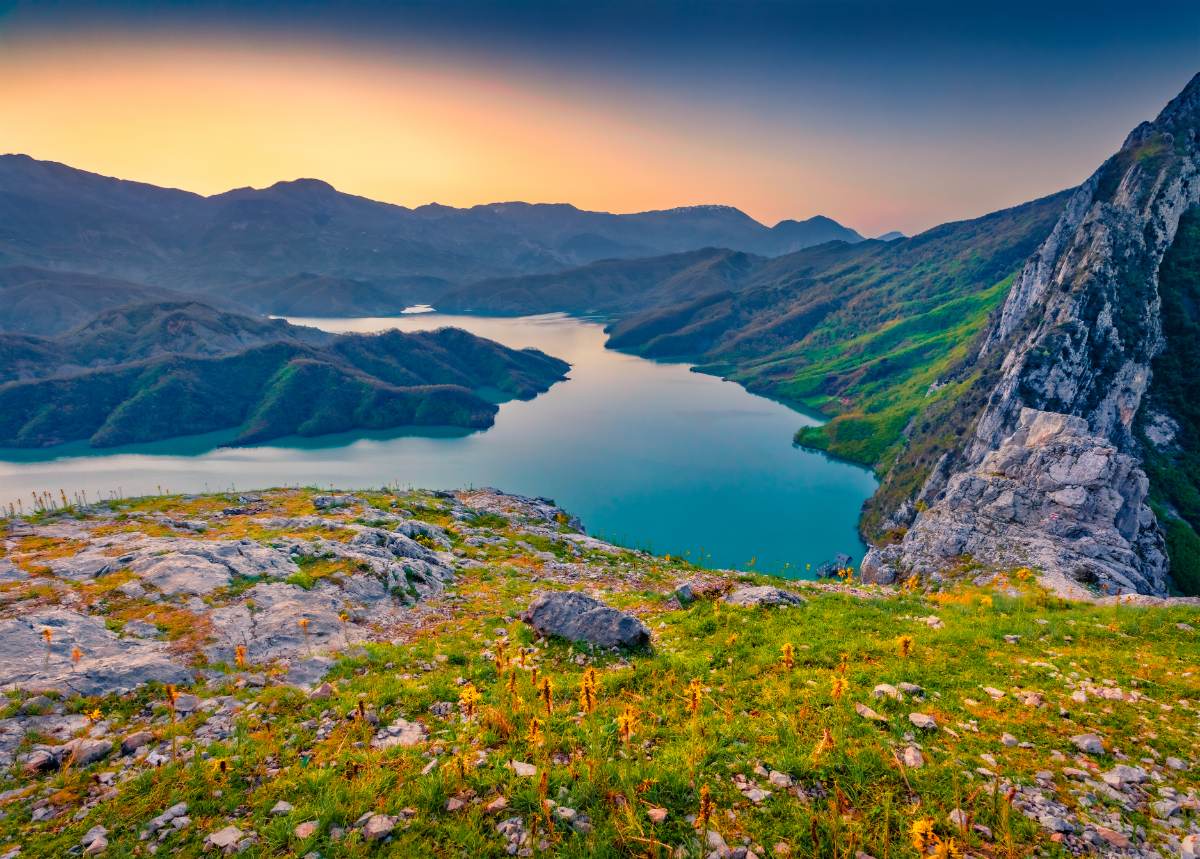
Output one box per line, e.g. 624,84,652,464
0,154,864,309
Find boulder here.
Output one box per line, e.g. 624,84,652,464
723,586,805,608
522,591,650,649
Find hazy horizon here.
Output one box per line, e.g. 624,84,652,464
2,0,1197,235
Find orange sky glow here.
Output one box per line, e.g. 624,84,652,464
0,31,1097,234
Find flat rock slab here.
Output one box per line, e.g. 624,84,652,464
723,586,805,608
522,591,650,649
0,609,190,696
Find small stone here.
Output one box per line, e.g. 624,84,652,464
1070,733,1104,755
1166,756,1188,771
982,687,1004,700
510,760,537,777
767,771,793,788
872,683,901,700
902,746,924,768
361,814,396,841
205,825,244,851
309,683,334,700
121,730,155,755
293,821,318,839
1093,826,1131,849
1181,834,1200,859
647,807,668,823
1000,733,1018,747
908,712,937,731
484,796,509,813
270,801,294,816
854,703,888,723
897,682,925,698
947,809,968,829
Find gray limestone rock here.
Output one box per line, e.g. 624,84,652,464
722,585,806,608
522,591,650,649
864,75,1200,596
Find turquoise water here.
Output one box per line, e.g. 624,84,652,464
0,313,876,576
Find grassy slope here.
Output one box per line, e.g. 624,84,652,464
4,488,1199,858
608,193,1069,475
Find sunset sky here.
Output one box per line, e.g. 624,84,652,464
1,1,1197,235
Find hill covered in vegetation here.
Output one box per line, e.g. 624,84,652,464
0,302,569,449
0,487,1196,858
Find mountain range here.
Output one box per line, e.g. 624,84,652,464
0,153,863,313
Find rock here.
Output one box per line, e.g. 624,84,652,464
722,586,805,608
982,687,1004,700
205,825,245,851
897,682,925,698
1000,733,1018,747
767,771,793,788
313,494,359,510
859,75,1200,600
908,712,937,731
372,718,428,749
361,814,395,841
445,798,466,812
510,760,537,777
484,795,509,813
270,800,294,816
1166,756,1188,771
521,591,650,649
1102,764,1147,787
293,821,318,839
173,693,201,714
947,809,968,829
674,583,696,605
854,703,888,724
81,824,108,855
871,683,901,700
1182,834,1200,859
902,746,924,768
63,738,113,767
1070,733,1105,755
309,682,334,701
0,609,191,697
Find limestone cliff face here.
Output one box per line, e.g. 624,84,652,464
863,73,1200,596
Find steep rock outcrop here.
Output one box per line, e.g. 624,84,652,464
864,73,1200,595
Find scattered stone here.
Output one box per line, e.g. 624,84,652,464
121,730,156,755
902,746,924,768
270,800,294,816
1070,733,1105,755
908,712,937,731
484,796,509,814
293,821,318,839
371,718,428,749
205,825,245,851
521,591,650,649
361,814,396,841
855,703,888,724
647,807,668,823
81,824,108,855
510,760,537,777
722,586,805,608
871,683,901,700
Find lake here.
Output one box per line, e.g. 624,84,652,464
0,312,877,576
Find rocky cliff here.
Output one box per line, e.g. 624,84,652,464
863,73,1200,596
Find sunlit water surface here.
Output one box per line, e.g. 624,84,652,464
0,313,876,576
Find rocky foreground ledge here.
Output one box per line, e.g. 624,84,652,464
0,488,1198,858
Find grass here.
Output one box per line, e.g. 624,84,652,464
2,488,1198,858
